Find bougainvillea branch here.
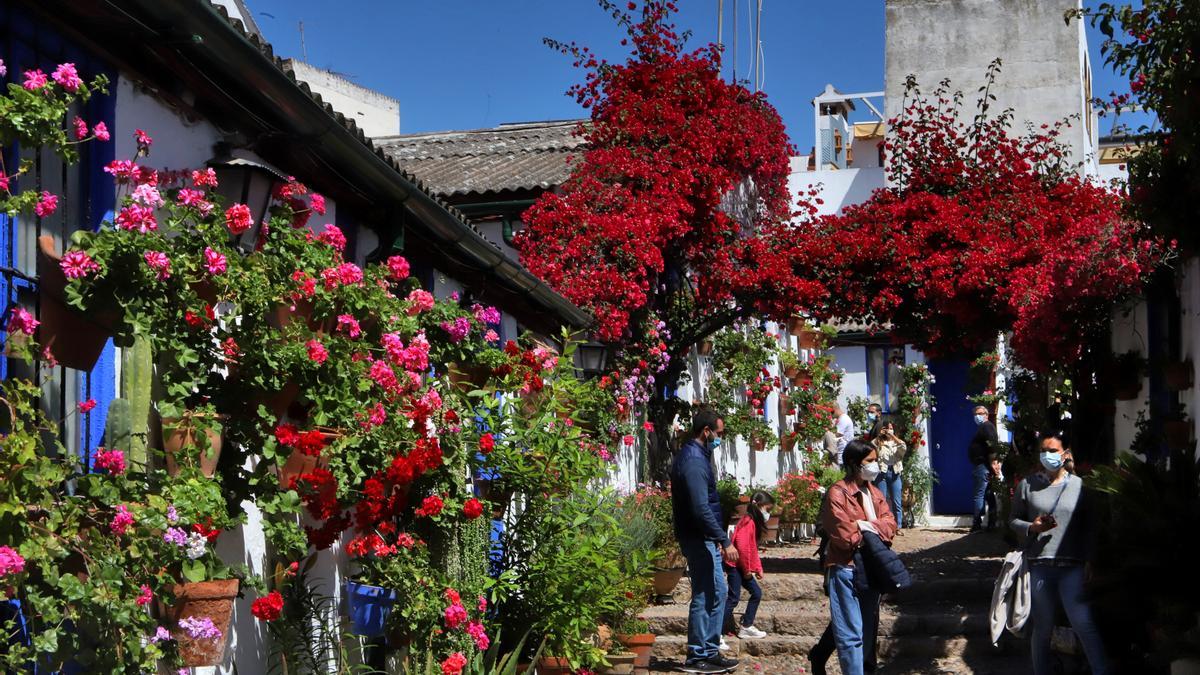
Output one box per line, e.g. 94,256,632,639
802,69,1168,372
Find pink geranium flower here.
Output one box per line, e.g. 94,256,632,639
95,447,126,474
73,116,88,140
386,255,410,280
306,339,328,365
22,69,47,91
143,251,171,280
110,504,135,535
60,250,99,279
78,398,97,413
192,168,218,188
0,546,25,577
51,63,82,93
33,192,58,217
203,247,227,275
224,203,253,235
92,121,110,141
7,307,38,335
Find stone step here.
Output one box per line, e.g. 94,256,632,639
651,634,1019,661
643,603,987,638
667,574,994,608
661,650,1031,675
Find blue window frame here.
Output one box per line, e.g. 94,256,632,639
0,4,117,468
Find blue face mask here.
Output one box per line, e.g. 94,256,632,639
708,436,722,451
867,413,878,423
1039,451,1064,472
974,414,986,426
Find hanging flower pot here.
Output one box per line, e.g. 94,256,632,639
35,236,118,371
696,339,714,356
751,436,767,452
1114,382,1142,401
787,317,807,335
168,579,239,667
162,413,224,478
253,380,301,421
1165,360,1194,391
345,580,398,637
268,298,332,334
797,328,825,350
475,479,514,520
791,373,813,388
277,429,340,489
448,362,492,392
783,365,801,379
615,633,656,670
1164,419,1192,449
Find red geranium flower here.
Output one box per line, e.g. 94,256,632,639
251,590,284,622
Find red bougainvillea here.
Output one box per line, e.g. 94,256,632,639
517,1,821,346
803,72,1168,371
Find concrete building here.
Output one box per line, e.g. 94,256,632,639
284,59,400,138
885,0,1098,174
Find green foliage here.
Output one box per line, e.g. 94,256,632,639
266,564,369,675
715,474,744,525
775,471,823,523
704,323,779,450
846,395,872,433
786,353,843,447
900,456,938,527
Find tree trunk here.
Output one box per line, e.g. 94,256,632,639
646,357,690,484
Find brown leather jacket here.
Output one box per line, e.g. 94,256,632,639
819,477,898,567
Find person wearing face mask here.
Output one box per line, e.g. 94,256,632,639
722,491,773,640
968,405,1000,532
816,440,897,675
871,420,908,530
670,408,740,674
1009,430,1108,675
834,402,856,466
864,403,883,441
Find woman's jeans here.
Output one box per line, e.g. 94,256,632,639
723,565,762,630
873,468,904,528
827,565,880,675
1030,563,1109,675
680,538,727,664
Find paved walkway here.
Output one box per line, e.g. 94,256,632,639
645,528,1032,674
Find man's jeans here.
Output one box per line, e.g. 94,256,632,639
873,468,904,529
723,565,762,630
972,463,990,528
681,538,727,664
827,565,880,675
1030,564,1109,675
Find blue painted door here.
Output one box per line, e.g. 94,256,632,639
928,358,976,514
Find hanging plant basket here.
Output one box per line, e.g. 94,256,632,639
448,362,492,392
1164,419,1193,449
276,429,341,488
267,298,331,334
783,365,802,379
797,328,824,350
1165,361,1194,391
35,236,119,370
252,380,301,421
162,413,225,478
168,578,239,667
751,436,768,452
787,317,807,335
791,373,813,388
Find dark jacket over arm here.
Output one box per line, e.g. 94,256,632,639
968,421,999,465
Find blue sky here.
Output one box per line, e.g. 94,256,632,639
249,0,1141,149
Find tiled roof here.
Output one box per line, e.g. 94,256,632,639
375,121,587,197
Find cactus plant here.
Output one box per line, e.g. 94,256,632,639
121,336,153,465
104,397,132,455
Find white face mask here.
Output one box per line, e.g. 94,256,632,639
860,461,881,482
760,507,771,520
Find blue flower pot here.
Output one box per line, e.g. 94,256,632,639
345,581,398,637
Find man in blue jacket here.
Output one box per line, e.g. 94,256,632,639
670,408,740,673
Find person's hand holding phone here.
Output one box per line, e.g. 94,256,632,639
1030,514,1057,534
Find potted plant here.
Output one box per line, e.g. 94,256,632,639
776,472,822,538
159,402,224,478
779,349,803,380
696,338,714,356
1112,350,1146,400
1164,359,1194,391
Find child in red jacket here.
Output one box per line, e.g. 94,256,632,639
723,490,773,639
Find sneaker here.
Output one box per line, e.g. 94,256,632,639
738,625,767,639
680,660,728,674
718,637,730,651
710,655,740,671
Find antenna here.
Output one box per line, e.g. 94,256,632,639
717,0,724,56
732,0,737,83
298,20,308,61
754,0,763,91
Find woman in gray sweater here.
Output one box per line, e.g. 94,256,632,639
1009,429,1108,675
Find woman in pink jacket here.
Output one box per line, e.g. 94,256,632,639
723,490,774,640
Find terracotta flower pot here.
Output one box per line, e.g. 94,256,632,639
1165,361,1194,391
449,362,492,392
615,633,656,669
537,656,575,675
791,374,813,388
783,365,801,379
162,414,224,478
276,431,340,488
35,236,118,371
167,578,239,667
787,317,807,335
651,568,684,597
797,328,823,350
751,437,767,452
659,547,685,570
253,380,301,421
1165,419,1193,449
268,298,331,334
696,339,714,356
